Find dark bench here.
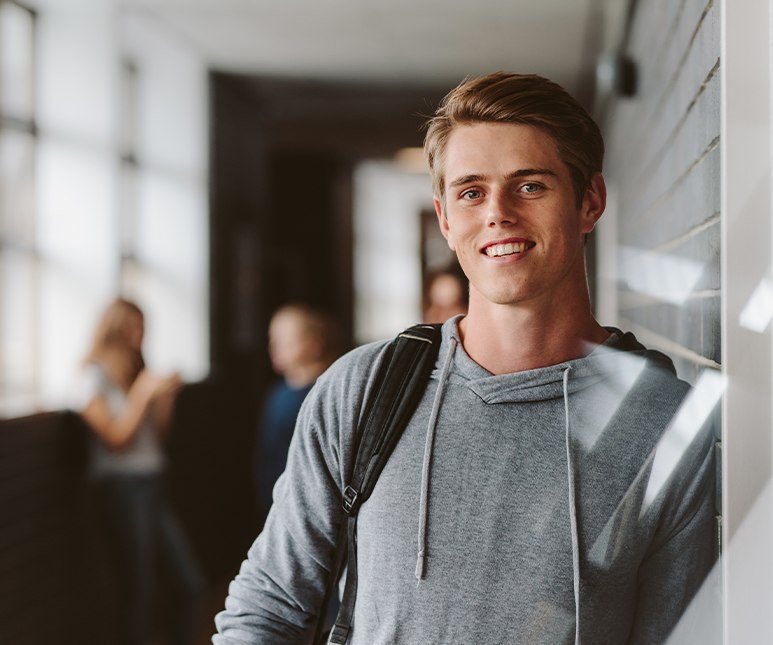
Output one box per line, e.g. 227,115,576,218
0,410,114,643
0,380,261,644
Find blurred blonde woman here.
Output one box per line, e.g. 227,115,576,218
75,298,201,645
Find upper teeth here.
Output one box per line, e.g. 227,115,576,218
486,242,528,257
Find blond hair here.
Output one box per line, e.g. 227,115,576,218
424,72,604,206
84,298,145,390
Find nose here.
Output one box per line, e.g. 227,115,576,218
485,186,517,228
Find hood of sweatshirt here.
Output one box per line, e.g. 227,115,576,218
432,315,677,405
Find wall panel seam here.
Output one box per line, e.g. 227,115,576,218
634,135,720,225
654,212,721,252
617,317,721,368
618,289,720,307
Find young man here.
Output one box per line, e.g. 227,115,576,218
214,73,715,644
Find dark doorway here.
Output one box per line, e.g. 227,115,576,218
194,73,447,583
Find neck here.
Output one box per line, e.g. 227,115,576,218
284,362,327,389
459,286,609,375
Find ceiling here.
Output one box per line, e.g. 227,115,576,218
110,0,628,96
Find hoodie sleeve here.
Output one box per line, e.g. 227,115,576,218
212,373,349,643
628,423,718,644
213,341,388,644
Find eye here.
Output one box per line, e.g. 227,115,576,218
519,182,543,195
460,188,483,200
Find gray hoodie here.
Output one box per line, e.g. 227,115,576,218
214,317,715,644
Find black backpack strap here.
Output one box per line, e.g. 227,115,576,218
323,323,442,644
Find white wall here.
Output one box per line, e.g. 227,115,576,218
721,0,773,640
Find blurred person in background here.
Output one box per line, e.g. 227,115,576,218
423,266,468,323
74,298,202,645
255,304,342,519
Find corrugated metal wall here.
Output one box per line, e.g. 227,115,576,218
604,0,720,385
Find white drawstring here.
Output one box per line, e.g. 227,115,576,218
563,366,581,644
415,337,457,583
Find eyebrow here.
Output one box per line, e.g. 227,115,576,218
447,168,558,188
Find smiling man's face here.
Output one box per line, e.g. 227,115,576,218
435,122,604,310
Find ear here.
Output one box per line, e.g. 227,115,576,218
434,197,455,251
579,173,607,235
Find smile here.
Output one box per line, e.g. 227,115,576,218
482,240,536,258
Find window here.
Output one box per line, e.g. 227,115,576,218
0,0,37,415
0,5,209,415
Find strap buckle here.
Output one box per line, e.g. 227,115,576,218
342,485,359,515
329,623,350,644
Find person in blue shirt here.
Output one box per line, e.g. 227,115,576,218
255,304,342,519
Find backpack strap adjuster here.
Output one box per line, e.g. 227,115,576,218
342,485,359,515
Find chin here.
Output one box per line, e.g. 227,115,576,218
480,292,529,307
483,281,531,302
